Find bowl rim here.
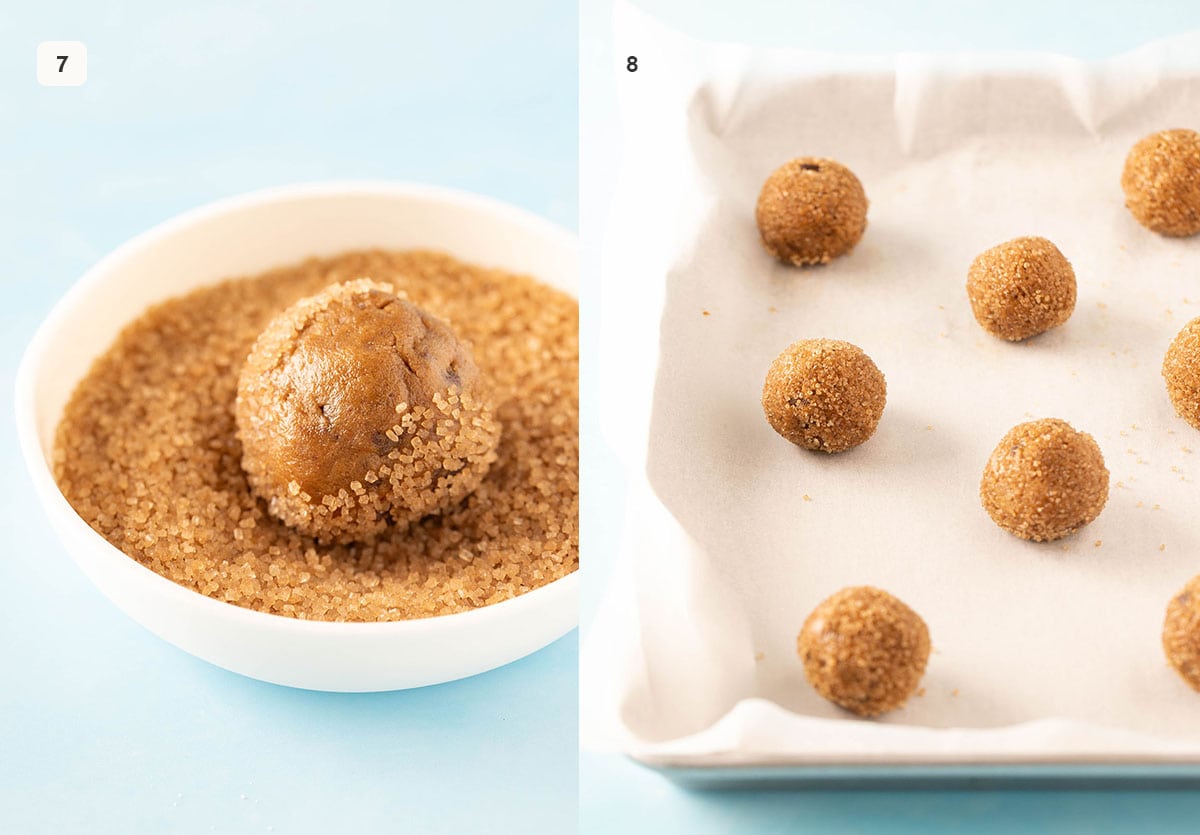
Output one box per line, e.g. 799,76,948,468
14,179,579,636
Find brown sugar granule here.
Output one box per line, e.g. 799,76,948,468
1163,574,1200,692
1163,316,1200,431
52,250,578,622
761,338,886,453
755,157,868,266
980,418,1109,542
1121,129,1200,237
966,237,1076,341
236,279,500,544
797,586,930,717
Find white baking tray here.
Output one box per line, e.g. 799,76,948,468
582,2,1200,778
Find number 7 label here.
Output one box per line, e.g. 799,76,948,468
37,41,87,86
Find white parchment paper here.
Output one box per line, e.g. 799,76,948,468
582,3,1200,765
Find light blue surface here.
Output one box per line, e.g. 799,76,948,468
0,2,576,834
580,0,1200,832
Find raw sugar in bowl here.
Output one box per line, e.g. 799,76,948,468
15,182,578,691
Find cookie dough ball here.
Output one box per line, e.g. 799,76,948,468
1164,575,1200,693
798,586,931,717
755,157,868,265
761,339,886,453
236,279,501,544
1121,129,1200,237
980,418,1108,542
966,237,1076,341
1163,316,1200,431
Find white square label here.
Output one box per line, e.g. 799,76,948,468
37,41,87,86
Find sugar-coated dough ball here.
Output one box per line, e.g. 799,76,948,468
966,236,1076,341
1121,128,1200,237
980,418,1108,542
755,157,869,265
236,279,500,544
1163,316,1200,431
1164,574,1200,693
761,338,886,453
798,586,931,717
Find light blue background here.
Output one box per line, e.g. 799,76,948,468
0,2,576,834
580,0,1200,832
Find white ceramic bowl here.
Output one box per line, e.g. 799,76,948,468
15,182,578,691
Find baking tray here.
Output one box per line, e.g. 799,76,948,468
582,2,1200,785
